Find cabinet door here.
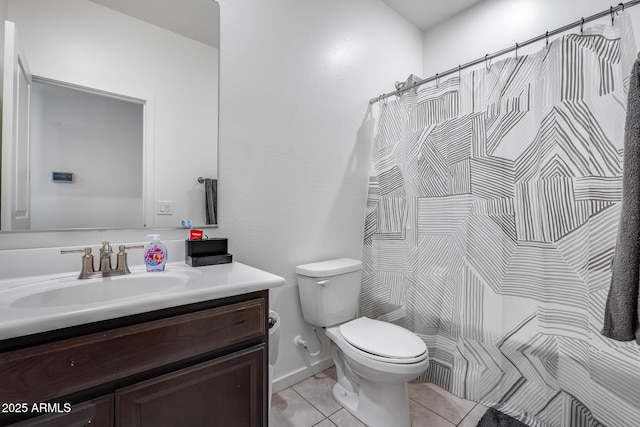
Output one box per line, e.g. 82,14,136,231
9,395,113,427
116,344,266,427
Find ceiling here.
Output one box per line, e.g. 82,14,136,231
380,0,484,31
89,0,219,48
88,0,476,49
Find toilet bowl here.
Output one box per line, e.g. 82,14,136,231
296,259,429,427
326,317,428,427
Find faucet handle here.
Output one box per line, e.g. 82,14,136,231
115,245,144,274
61,247,95,279
60,247,92,255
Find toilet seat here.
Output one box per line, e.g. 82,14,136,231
339,317,427,364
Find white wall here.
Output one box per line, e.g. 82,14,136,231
6,0,218,229
30,81,143,229
0,1,7,93
215,0,423,389
0,1,8,192
422,0,640,80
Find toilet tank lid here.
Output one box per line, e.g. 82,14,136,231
295,258,362,277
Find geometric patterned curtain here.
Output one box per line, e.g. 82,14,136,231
362,13,640,427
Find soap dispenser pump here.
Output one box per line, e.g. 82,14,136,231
144,234,168,272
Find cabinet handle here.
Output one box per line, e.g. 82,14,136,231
316,280,329,286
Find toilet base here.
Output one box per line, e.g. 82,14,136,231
332,380,411,427
324,324,428,427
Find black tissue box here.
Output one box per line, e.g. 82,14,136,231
185,238,232,267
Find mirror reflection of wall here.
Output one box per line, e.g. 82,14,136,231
31,80,144,230
0,0,219,231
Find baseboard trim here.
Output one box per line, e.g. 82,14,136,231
272,357,335,394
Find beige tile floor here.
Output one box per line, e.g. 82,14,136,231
270,366,488,427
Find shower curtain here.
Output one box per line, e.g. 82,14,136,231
362,14,640,427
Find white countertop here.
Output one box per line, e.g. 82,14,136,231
0,261,285,340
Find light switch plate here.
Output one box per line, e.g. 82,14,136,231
156,200,174,215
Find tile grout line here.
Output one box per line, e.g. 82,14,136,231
290,369,345,420
290,384,345,425
282,387,328,425
456,402,479,426
458,402,490,427
409,384,480,425
455,401,478,424
409,397,457,426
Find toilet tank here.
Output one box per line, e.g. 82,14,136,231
296,258,362,327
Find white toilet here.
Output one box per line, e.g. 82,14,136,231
296,258,429,427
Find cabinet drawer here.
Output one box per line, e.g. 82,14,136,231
0,297,266,404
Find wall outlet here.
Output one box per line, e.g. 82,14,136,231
156,200,174,215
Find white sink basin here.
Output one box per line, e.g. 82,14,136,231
0,261,286,341
10,271,197,308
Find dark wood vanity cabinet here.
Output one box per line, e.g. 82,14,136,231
0,291,268,427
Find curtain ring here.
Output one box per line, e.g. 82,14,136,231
515,42,519,59
545,31,549,49
580,17,584,34
458,65,462,80
435,73,440,87
485,54,491,70
611,6,615,25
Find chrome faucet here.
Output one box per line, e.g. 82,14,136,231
61,242,144,279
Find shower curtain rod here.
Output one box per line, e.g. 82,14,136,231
369,0,640,104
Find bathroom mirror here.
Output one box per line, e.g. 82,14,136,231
0,0,219,231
